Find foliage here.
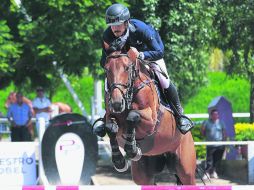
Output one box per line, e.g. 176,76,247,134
184,72,250,114
235,123,254,141
52,74,94,114
209,48,224,71
128,0,216,102
210,0,254,122
0,0,115,94
0,73,94,116
0,20,21,89
1,0,253,119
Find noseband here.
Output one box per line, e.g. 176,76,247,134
105,54,138,110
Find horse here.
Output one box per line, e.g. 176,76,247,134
103,52,196,185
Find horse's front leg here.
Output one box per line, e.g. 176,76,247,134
124,110,143,161
106,120,129,172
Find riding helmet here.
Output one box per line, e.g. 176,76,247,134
106,3,130,26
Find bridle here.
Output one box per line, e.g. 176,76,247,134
105,54,138,111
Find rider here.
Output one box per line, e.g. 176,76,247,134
96,3,193,135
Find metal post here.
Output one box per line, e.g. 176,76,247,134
248,141,254,184
94,80,103,116
38,118,49,185
53,61,88,118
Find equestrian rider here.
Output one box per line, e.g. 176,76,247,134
96,3,193,134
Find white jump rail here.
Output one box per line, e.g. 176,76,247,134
186,113,250,119
1,185,253,190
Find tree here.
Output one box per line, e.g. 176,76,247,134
0,0,119,94
210,0,254,122
128,0,215,102
0,1,21,89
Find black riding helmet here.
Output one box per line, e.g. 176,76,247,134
106,3,130,26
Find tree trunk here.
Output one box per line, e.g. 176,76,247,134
250,75,254,123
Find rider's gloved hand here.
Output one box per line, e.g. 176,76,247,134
127,47,139,62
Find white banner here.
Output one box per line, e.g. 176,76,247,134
0,142,37,185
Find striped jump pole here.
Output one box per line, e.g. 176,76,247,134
2,185,250,190
0,186,250,190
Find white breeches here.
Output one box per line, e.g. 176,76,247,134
150,59,170,89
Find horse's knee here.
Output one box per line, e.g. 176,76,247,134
127,110,141,125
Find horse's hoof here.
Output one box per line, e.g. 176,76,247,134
113,159,129,172
105,122,119,133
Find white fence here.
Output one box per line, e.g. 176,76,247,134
0,113,253,184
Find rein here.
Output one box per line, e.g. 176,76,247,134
106,54,138,110
106,53,165,139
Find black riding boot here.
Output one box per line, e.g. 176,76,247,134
164,83,194,134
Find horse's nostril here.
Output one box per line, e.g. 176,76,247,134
112,102,122,112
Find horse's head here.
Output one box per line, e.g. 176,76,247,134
105,52,138,114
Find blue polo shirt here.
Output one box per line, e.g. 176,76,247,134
7,103,32,126
202,119,225,142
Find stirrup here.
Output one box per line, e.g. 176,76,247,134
176,115,194,134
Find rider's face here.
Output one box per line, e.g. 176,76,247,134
111,23,127,37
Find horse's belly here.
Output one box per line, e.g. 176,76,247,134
143,133,182,155
116,129,182,155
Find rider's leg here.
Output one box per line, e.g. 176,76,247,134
150,59,193,134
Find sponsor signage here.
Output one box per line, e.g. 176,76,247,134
0,142,37,185
41,113,98,185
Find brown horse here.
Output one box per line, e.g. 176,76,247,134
103,52,196,185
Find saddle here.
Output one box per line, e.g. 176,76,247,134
144,64,171,110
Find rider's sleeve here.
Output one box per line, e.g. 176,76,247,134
141,28,164,61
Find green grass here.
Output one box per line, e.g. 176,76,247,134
184,71,250,114
52,75,95,114
0,71,250,118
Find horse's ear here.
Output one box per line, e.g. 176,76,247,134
104,42,110,50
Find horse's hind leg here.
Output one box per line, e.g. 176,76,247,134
175,133,196,185
131,155,161,185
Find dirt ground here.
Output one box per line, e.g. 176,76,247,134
92,164,246,186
